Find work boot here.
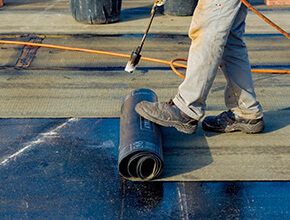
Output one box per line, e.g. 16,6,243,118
135,99,198,134
202,110,265,134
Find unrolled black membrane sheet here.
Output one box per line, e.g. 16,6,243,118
118,89,163,181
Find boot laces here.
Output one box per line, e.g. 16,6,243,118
165,99,174,106
218,111,234,124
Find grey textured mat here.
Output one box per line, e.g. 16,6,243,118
160,110,290,181
0,34,289,118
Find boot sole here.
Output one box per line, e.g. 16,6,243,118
202,120,265,134
135,105,197,134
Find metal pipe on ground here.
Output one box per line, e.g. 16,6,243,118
118,89,164,181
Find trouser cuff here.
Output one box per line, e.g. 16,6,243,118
173,96,202,121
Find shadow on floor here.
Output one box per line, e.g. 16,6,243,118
120,5,164,23
160,125,213,179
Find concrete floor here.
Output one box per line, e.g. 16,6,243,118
0,0,290,219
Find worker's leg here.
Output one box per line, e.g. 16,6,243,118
134,0,255,134
173,0,242,120
201,4,264,133
220,4,263,119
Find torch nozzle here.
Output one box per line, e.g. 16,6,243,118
124,0,160,73
124,51,142,73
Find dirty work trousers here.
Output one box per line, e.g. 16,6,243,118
173,0,263,120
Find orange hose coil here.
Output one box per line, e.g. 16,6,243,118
0,0,289,77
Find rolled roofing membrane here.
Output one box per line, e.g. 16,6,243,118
118,89,163,181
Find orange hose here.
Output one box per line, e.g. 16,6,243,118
170,0,290,77
170,58,290,79
0,40,131,59
170,59,187,79
251,69,290,74
0,39,188,69
0,38,289,76
240,0,290,41
0,0,289,77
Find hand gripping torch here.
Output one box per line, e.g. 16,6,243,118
125,0,166,73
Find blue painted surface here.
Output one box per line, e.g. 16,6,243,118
0,119,289,219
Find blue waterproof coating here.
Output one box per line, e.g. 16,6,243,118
118,89,163,181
